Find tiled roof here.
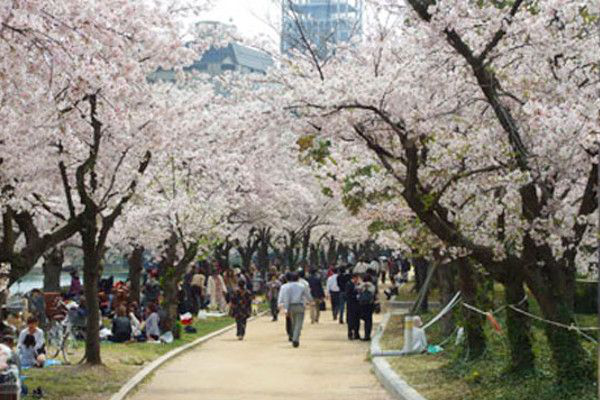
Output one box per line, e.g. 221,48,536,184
229,43,273,73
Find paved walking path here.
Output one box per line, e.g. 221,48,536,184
130,312,391,400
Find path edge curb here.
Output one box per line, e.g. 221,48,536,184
371,312,428,400
110,310,269,400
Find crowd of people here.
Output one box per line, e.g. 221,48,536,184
263,255,410,348
0,260,268,397
0,253,411,398
0,261,268,366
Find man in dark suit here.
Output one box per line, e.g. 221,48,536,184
345,273,361,340
337,266,352,324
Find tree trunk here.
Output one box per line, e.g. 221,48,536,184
43,248,64,292
81,215,102,365
521,235,593,382
527,277,594,382
301,229,311,264
158,233,178,335
504,276,535,373
326,236,338,265
157,232,198,338
256,228,271,277
269,244,283,269
237,230,259,271
457,258,486,359
214,239,232,269
162,275,178,335
309,244,320,268
319,247,327,269
437,261,456,337
283,232,298,269
238,247,253,270
338,244,349,264
413,257,429,313
128,246,144,305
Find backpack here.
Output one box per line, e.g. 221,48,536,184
358,289,375,306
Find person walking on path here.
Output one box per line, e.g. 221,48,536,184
353,258,369,275
278,272,312,348
326,268,340,321
345,273,361,340
223,268,238,303
207,271,228,313
190,267,206,313
307,269,325,324
337,266,351,324
229,281,253,340
358,274,376,341
278,273,294,341
266,274,282,322
298,270,309,289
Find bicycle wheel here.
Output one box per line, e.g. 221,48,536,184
46,322,63,359
61,328,77,364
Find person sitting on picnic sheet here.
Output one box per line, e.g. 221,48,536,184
109,306,132,343
405,316,428,354
17,316,45,368
0,335,21,399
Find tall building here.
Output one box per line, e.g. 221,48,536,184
281,0,363,57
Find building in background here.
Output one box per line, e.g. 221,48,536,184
281,0,363,58
192,43,273,76
151,42,273,82
151,21,273,82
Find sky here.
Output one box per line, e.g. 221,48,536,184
203,0,280,40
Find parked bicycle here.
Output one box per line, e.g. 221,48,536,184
45,299,86,364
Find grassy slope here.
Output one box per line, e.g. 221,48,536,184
381,300,597,400
23,317,234,400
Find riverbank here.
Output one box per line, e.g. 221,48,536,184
23,317,234,400
9,270,129,294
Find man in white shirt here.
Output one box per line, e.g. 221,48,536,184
278,272,312,348
298,269,310,289
369,258,381,275
326,269,340,321
353,259,369,275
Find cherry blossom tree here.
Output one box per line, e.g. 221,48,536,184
0,0,216,365
259,0,598,380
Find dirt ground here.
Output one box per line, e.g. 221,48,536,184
130,311,391,400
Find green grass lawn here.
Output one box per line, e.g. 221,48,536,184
392,282,442,303
381,300,597,400
23,317,234,400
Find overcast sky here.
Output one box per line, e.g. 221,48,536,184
204,0,280,40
